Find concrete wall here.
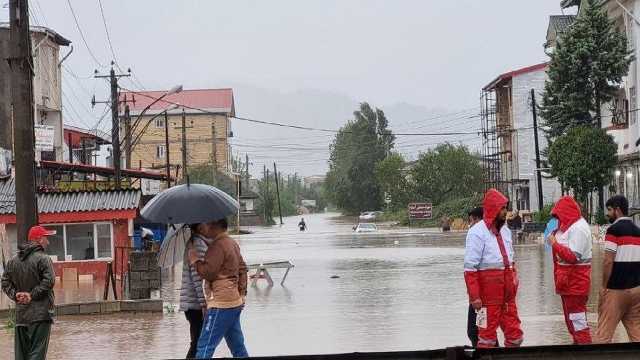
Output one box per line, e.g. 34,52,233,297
511,69,562,210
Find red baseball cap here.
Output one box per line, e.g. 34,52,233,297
28,225,56,241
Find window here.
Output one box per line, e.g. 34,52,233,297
96,224,112,258
45,225,65,261
43,223,113,261
156,145,166,159
155,117,165,129
66,224,94,260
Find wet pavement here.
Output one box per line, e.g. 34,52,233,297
0,213,629,359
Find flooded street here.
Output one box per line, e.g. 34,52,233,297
0,213,627,358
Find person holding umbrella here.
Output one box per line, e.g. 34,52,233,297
189,218,249,358
179,224,210,359
141,183,248,358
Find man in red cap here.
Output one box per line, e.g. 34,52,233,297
464,189,523,348
2,225,56,360
548,196,592,344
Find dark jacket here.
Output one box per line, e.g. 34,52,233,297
1,242,56,325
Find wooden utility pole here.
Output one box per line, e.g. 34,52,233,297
245,153,249,193
9,0,38,244
531,89,544,212
164,111,171,188
274,162,283,225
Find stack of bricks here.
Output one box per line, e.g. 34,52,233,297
129,251,161,300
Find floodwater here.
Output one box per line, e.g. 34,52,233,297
0,213,630,359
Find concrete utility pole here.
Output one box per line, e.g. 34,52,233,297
124,104,131,169
211,122,217,182
9,0,38,244
531,89,544,212
93,63,130,189
164,111,171,188
274,162,283,225
181,108,187,180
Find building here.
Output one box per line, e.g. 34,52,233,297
63,125,111,165
0,178,140,280
303,175,326,188
481,63,562,211
0,24,71,162
560,0,640,208
120,89,235,180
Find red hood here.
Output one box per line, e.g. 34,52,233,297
483,189,508,227
551,196,582,232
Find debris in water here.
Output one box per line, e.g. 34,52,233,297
330,275,340,279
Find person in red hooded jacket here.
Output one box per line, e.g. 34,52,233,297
548,196,592,344
464,189,523,348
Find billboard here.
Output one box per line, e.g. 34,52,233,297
408,203,433,219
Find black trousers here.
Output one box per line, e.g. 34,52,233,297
185,309,204,359
467,304,478,347
15,321,51,360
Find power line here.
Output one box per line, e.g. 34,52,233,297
97,0,118,67
66,0,105,68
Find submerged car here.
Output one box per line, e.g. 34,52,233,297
354,223,378,233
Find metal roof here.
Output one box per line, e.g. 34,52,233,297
561,0,582,8
0,178,141,215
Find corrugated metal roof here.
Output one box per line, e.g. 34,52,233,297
0,178,141,215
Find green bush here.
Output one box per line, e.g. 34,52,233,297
533,204,554,223
595,208,608,225
5,307,15,330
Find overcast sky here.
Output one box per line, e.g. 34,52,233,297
1,1,573,176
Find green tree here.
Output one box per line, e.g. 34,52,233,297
411,144,483,205
375,153,410,211
325,103,395,214
548,126,617,209
540,0,632,136
181,164,236,197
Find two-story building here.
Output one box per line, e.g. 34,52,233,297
0,24,71,162
120,89,235,181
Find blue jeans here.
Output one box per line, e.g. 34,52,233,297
195,306,248,358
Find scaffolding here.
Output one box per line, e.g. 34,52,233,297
480,88,515,201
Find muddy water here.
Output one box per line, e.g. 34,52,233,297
0,213,628,359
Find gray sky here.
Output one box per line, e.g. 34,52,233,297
1,1,572,176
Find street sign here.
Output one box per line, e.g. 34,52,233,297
142,178,161,195
34,125,55,152
408,202,432,219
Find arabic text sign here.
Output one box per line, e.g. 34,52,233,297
408,202,432,219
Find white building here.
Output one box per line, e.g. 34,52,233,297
0,24,71,162
560,0,640,207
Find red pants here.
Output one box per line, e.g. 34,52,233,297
561,295,592,344
477,300,524,348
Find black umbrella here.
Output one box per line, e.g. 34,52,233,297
141,183,239,224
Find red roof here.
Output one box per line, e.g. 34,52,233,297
483,62,549,91
64,126,110,148
39,160,171,181
121,88,234,115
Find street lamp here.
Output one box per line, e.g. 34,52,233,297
126,85,183,150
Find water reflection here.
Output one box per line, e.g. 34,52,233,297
0,214,629,358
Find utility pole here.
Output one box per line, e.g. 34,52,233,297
9,0,38,244
531,89,544,212
274,162,283,225
211,122,217,183
164,111,171,188
93,63,130,189
124,104,131,169
262,165,267,223
245,153,249,193
181,108,187,180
